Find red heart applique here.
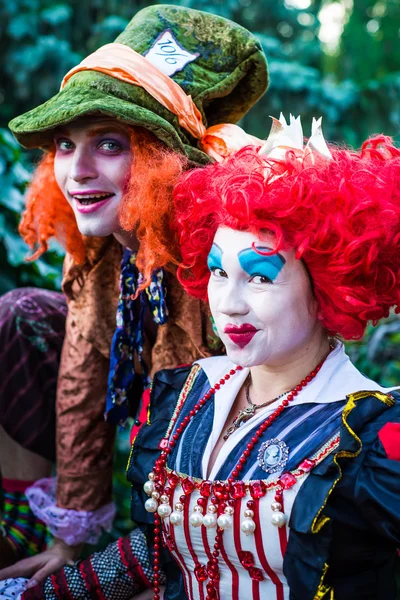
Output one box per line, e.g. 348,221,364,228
378,422,400,460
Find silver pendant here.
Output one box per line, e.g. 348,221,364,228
257,438,289,474
224,405,256,440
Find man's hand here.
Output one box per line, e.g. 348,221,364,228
0,538,82,588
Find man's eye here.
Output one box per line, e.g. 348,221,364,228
249,274,271,284
56,139,74,151
210,267,228,278
99,140,122,152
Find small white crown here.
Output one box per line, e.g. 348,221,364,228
259,113,332,161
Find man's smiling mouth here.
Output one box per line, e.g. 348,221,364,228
71,192,115,206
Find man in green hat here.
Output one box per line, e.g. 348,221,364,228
0,4,267,596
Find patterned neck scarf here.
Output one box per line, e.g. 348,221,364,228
105,249,168,426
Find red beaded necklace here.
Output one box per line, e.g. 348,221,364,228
145,351,331,600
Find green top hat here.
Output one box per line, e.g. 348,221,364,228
9,4,268,164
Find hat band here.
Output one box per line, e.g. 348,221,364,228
61,42,261,162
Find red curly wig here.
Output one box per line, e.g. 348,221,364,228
19,127,186,282
173,136,400,340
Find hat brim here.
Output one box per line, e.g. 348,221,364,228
9,77,210,165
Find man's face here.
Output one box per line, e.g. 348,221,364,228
54,118,133,237
207,227,319,368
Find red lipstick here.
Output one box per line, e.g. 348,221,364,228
224,323,258,349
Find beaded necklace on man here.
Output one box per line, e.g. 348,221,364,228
144,349,332,600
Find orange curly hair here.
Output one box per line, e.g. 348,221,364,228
19,151,85,263
19,127,187,283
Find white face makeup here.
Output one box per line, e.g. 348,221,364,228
207,227,319,368
53,118,133,237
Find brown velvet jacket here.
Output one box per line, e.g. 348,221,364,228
56,237,220,512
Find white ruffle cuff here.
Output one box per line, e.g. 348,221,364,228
26,477,116,546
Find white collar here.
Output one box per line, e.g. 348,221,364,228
195,344,394,480
195,342,393,405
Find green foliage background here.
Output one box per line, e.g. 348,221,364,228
1,0,400,568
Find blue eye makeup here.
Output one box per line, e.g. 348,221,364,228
238,247,285,282
207,243,223,272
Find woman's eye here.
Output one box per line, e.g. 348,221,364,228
56,139,74,151
250,274,271,284
99,140,122,152
210,267,228,278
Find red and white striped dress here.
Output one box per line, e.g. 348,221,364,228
161,345,391,600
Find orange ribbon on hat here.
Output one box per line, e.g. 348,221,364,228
61,42,261,162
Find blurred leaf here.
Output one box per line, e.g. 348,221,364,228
0,124,63,291
8,14,38,40
0,129,20,163
93,15,129,33
0,179,25,212
2,228,31,267
11,161,31,185
0,156,6,177
41,4,72,25
35,258,63,284
0,129,19,150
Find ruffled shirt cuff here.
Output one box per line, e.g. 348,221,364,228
26,478,116,546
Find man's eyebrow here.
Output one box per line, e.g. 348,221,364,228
54,125,129,138
55,126,71,136
86,126,129,138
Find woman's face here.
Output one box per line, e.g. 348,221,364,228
54,118,133,237
207,227,320,368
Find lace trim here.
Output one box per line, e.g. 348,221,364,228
26,478,115,545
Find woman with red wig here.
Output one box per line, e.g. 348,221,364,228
0,3,268,593
126,115,400,599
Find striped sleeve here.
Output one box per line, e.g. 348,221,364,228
21,529,165,600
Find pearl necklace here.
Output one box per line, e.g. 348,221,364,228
144,353,331,600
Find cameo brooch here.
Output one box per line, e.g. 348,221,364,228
257,438,289,474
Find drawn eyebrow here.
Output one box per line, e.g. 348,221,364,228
207,243,223,270
238,246,285,281
210,243,223,254
238,246,285,262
